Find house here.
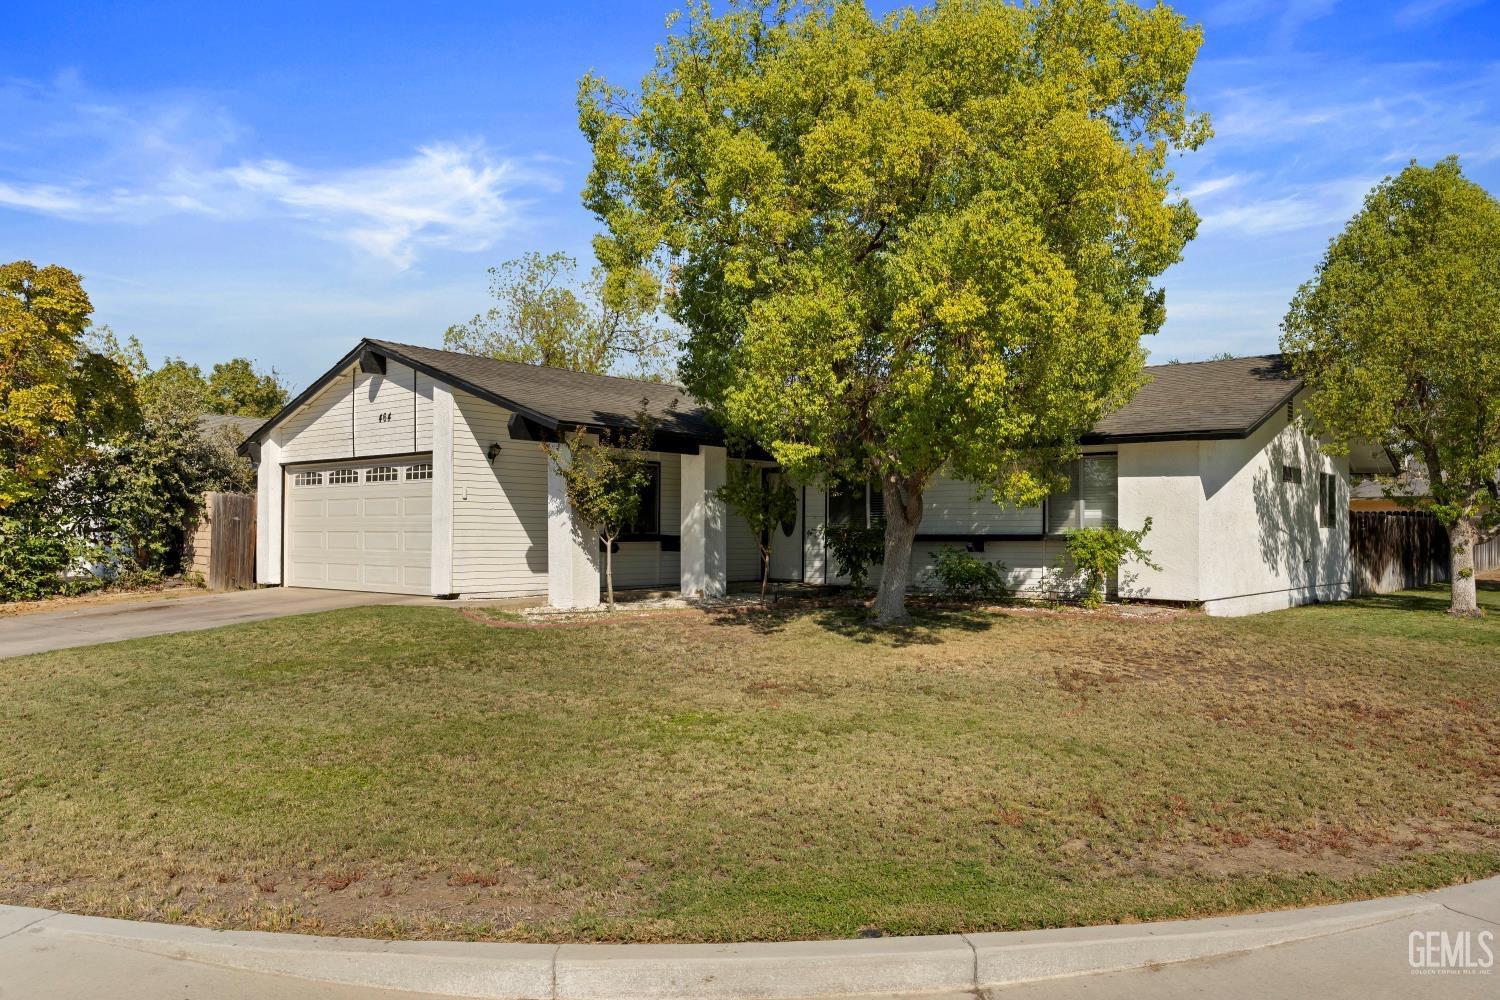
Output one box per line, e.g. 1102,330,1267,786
240,341,1360,617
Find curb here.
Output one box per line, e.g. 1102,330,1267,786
4,879,1493,999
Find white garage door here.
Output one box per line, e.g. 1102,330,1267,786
284,457,433,595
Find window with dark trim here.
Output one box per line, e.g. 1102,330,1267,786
1282,464,1302,486
1319,472,1337,528
625,461,661,535
828,481,870,527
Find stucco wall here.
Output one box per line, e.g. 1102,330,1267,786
1117,441,1201,602
1196,398,1350,616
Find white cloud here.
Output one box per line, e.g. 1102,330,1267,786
1198,176,1376,235
0,78,552,268
1179,174,1252,201
224,144,548,266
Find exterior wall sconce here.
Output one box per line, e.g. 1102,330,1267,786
487,443,502,462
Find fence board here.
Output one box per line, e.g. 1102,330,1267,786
204,492,256,591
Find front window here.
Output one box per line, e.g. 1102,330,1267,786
829,481,873,527
625,461,661,535
1319,472,1338,528
1047,456,1118,534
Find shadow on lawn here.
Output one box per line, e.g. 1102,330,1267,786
707,598,997,646
1343,580,1499,615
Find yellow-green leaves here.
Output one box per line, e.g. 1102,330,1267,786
0,261,133,508
580,0,1208,616
1281,157,1500,556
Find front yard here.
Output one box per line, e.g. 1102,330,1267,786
1,585,1496,942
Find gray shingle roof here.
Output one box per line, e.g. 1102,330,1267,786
197,412,266,442
248,342,1301,453
369,340,719,442
1085,354,1299,442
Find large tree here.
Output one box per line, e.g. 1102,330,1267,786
445,251,676,379
132,354,289,418
0,262,135,508
1282,157,1500,617
579,0,1209,622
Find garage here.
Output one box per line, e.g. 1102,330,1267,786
284,457,433,594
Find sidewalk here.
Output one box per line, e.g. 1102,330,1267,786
1,877,1494,999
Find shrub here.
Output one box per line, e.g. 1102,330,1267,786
1059,518,1161,609
824,523,884,592
0,502,105,602
929,546,1010,600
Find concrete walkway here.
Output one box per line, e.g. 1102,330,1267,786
0,587,436,658
0,877,1494,999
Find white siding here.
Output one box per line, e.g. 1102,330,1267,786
803,485,828,584
353,363,432,457
280,368,355,462
450,390,549,597
726,460,766,583
280,363,435,463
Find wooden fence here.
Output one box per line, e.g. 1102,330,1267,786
1349,511,1448,594
183,491,256,590
1350,510,1500,593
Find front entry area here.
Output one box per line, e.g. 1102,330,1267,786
283,456,434,595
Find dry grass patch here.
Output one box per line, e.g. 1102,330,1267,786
0,583,1496,942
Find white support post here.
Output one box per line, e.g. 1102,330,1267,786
255,435,283,585
547,444,602,609
431,383,455,596
680,445,728,598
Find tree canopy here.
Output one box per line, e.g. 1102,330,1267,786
0,261,135,508
444,251,676,379
579,0,1209,621
132,354,288,418
1281,157,1500,616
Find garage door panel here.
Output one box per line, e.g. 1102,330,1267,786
363,497,401,517
284,457,433,595
326,531,360,550
290,530,326,550
363,531,401,551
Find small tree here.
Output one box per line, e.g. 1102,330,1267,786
445,251,676,379
716,462,797,600
1281,158,1500,617
542,412,657,608
1059,519,1159,609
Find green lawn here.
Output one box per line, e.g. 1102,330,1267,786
1,584,1496,942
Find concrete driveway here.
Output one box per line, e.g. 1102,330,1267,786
0,588,436,659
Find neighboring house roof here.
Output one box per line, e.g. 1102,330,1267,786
1084,354,1299,443
243,341,1304,453
197,412,265,442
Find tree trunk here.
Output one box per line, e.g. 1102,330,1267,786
1449,515,1481,617
759,545,770,602
871,477,924,626
604,536,616,610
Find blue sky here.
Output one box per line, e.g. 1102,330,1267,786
2,1,1496,388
